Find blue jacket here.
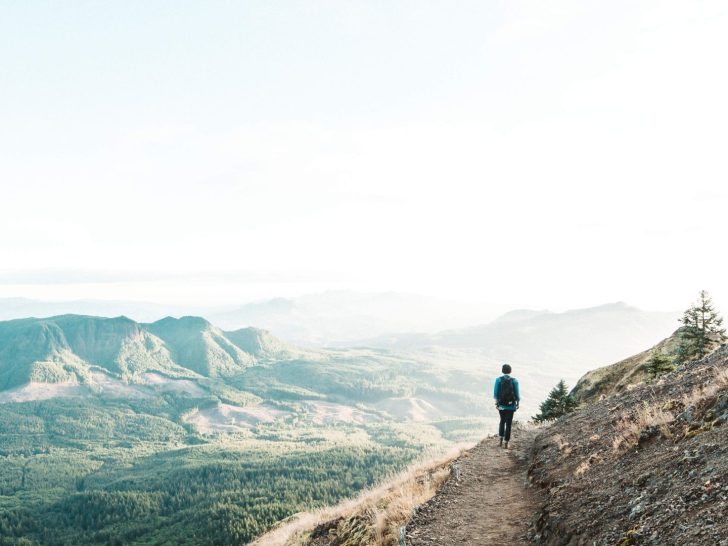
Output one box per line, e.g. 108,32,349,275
494,375,520,411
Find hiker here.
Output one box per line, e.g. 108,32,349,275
494,363,520,449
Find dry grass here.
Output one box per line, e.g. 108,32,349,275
681,365,728,409
714,366,728,389
574,460,591,477
549,434,573,459
250,446,467,546
612,405,674,453
612,364,728,453
682,387,708,411
574,450,605,477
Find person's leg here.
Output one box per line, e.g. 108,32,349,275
498,409,506,444
504,410,515,442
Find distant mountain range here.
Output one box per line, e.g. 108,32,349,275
0,297,207,323
208,291,514,345
0,313,498,430
0,292,511,347
0,302,680,417
0,314,292,393
339,302,680,376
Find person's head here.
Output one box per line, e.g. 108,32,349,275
502,363,512,375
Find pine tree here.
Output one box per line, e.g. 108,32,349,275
675,290,726,364
533,379,577,422
645,349,675,379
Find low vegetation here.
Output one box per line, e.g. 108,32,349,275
533,380,577,423
644,349,674,379
0,395,454,546
251,447,464,546
610,403,674,453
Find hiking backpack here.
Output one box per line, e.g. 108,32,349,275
497,376,516,406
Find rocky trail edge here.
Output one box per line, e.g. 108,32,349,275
406,427,542,546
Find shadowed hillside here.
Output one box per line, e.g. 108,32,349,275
0,315,181,390
0,315,295,391
146,316,256,376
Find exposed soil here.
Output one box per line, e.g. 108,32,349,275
528,345,728,545
406,427,543,546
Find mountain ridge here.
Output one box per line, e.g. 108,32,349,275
0,314,292,391
0,292,512,346
333,303,680,377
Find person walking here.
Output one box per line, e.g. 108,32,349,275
494,364,520,449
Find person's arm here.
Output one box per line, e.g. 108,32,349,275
493,377,500,406
514,378,520,408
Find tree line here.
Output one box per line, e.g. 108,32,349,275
0,444,418,546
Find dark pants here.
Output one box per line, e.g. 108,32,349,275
498,410,515,441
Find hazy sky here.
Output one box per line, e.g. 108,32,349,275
1,1,726,312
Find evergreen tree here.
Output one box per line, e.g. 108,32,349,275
645,348,675,379
533,379,577,422
675,290,726,364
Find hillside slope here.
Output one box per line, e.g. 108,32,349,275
0,314,293,391
570,330,725,405
529,345,728,544
570,331,681,404
146,316,256,376
250,448,465,546
252,427,542,546
0,313,501,434
0,315,183,390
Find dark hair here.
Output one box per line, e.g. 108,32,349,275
502,364,512,374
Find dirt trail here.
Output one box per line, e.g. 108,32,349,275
406,428,541,546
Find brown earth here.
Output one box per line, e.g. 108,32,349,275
406,427,543,546
529,345,728,545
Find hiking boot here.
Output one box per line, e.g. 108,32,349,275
499,437,503,447
504,441,509,449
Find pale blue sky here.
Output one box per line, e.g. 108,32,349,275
1,1,727,311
